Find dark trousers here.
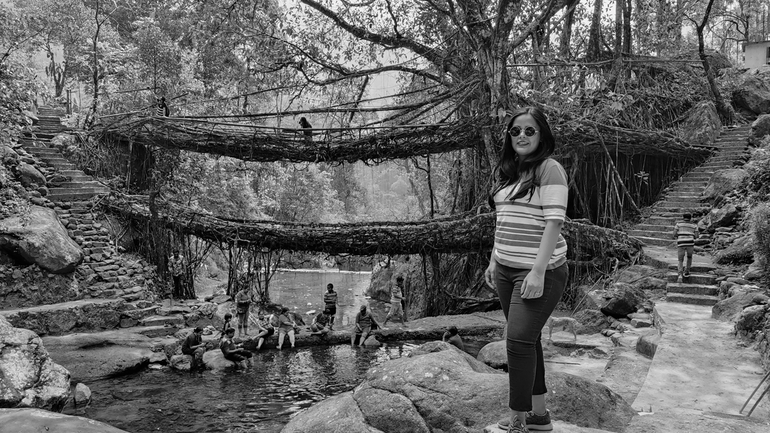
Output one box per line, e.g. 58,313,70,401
495,262,568,411
225,350,253,363
172,274,183,297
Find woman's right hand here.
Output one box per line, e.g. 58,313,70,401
484,257,497,290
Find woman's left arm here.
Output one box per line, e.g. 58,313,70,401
521,219,563,299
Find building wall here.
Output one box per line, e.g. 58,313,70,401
744,42,770,68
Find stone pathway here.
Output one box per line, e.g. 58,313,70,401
624,246,770,432
626,301,770,432
627,125,751,248
626,126,751,307
4,107,159,336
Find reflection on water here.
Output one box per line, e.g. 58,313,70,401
72,343,418,433
265,270,371,327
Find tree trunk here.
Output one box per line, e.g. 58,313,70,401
607,0,624,89
560,0,579,59
587,0,603,61
697,0,734,124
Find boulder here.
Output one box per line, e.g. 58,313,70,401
0,316,70,411
41,330,155,381
15,162,46,189
0,408,129,432
202,349,239,370
282,342,635,433
573,309,610,334
703,172,747,205
734,304,769,336
477,339,507,369
715,234,755,265
600,283,646,319
681,101,721,146
74,383,91,407
750,114,770,146
614,265,667,292
169,354,193,371
734,76,770,115
363,335,381,347
21,110,39,125
0,144,19,165
0,205,84,274
713,288,770,322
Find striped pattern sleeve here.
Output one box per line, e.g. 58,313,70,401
539,159,568,221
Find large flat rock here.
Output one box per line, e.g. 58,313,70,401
41,329,162,382
0,408,129,433
0,299,125,336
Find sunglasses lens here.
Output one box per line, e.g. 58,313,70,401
524,127,537,137
510,126,521,137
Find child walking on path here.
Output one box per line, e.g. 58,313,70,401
673,213,700,282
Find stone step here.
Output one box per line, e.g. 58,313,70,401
665,263,716,273
54,181,104,189
644,216,676,226
627,234,673,247
58,170,93,181
666,282,719,296
46,161,76,170
0,298,126,336
665,272,716,285
669,186,704,193
665,293,719,306
25,147,61,156
48,191,106,201
139,314,185,328
634,224,674,233
653,204,710,213
22,132,57,140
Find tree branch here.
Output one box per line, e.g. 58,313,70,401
299,0,445,67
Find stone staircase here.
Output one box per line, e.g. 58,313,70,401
627,125,751,248
629,126,751,307
2,107,171,336
664,264,719,306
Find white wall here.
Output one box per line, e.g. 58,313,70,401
744,42,770,68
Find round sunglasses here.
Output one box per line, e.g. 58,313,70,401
508,126,539,138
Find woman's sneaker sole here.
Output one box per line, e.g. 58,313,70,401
497,412,553,431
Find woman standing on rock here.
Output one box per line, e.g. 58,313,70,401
484,106,569,433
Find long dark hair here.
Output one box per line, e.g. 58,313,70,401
491,106,556,203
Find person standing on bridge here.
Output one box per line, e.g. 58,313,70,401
156,96,170,117
485,106,568,433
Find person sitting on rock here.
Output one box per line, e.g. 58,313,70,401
219,313,234,339
220,328,253,364
310,308,332,337
276,307,296,350
255,314,274,350
351,305,379,347
442,325,465,351
181,326,206,370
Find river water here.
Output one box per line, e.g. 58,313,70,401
66,270,488,432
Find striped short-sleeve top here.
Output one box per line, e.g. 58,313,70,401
493,158,568,270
